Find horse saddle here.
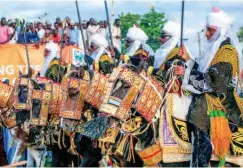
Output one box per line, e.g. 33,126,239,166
37,77,63,115
0,81,14,108
13,77,33,110
99,66,145,121
60,70,90,120
134,75,164,122
29,81,52,126
84,71,108,109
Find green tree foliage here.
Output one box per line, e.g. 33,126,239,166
120,12,141,39
119,7,167,52
140,7,167,50
237,27,243,42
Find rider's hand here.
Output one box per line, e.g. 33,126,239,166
174,65,185,76
179,44,190,62
110,49,115,58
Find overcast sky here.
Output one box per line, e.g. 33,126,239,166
0,0,243,56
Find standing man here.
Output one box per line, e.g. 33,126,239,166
111,19,121,52
175,7,243,167
37,22,45,39
8,19,18,44
68,22,79,47
0,17,11,44
87,18,100,45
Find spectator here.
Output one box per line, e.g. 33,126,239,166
62,33,70,47
0,17,11,44
46,21,53,33
52,29,61,44
43,24,47,30
65,16,71,26
68,22,79,46
87,18,99,45
112,18,121,52
8,19,18,44
34,21,38,29
26,23,40,44
56,17,61,25
18,23,40,44
98,21,107,38
41,29,53,44
37,22,45,39
54,22,63,37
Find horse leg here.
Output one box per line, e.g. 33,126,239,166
28,145,46,167
0,134,8,166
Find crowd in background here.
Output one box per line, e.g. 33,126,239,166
0,16,121,51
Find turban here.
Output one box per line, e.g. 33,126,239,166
90,33,109,48
126,25,148,43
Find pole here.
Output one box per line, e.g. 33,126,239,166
110,0,115,26
180,0,185,47
104,0,114,48
22,21,31,75
75,0,88,56
197,31,201,57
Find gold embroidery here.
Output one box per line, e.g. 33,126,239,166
165,93,191,152
99,54,114,64
135,75,164,122
211,45,239,77
205,94,226,114
134,49,149,57
231,131,243,155
158,48,179,72
174,118,189,141
30,90,52,126
0,81,13,108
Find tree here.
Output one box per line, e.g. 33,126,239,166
120,12,141,39
119,8,167,52
140,7,167,50
237,27,243,42
119,12,141,52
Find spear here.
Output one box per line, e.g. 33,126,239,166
75,0,88,56
180,0,185,47
22,20,31,76
104,0,116,65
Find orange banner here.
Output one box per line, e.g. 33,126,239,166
0,44,44,85
0,44,84,85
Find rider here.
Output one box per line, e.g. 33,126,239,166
122,25,154,74
89,33,115,75
175,7,243,167
40,41,65,82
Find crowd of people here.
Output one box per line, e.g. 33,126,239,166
0,16,121,51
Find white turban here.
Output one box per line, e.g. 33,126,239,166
206,7,233,30
125,25,153,57
198,7,243,78
90,33,109,48
126,25,148,43
154,21,180,69
40,42,59,77
89,33,111,62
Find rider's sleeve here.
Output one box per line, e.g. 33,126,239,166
182,59,212,94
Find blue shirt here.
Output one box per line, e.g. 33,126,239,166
17,29,40,44
69,28,79,45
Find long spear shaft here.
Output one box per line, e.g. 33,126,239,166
104,0,116,65
104,0,114,48
75,0,88,56
180,0,185,47
23,24,31,75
